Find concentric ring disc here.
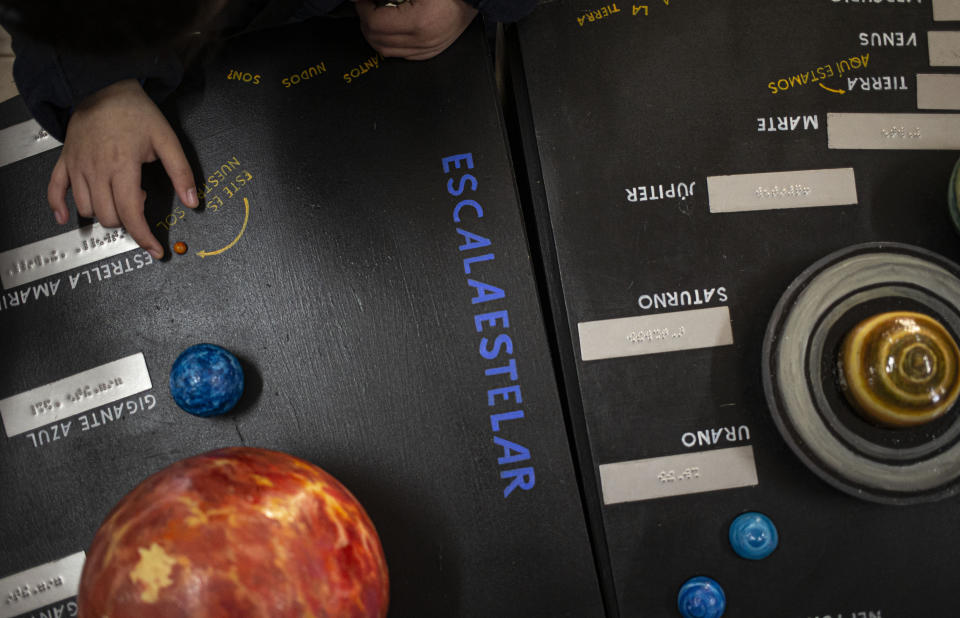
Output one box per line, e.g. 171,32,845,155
763,242,960,504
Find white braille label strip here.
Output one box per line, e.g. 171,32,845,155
0,552,85,618
917,74,960,109
934,0,960,21
929,30,960,66
0,353,152,438
0,223,140,290
827,112,960,149
706,168,857,213
0,118,61,170
577,306,733,362
599,446,759,505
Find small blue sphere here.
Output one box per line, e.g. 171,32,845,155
677,576,726,618
169,344,244,417
729,512,779,560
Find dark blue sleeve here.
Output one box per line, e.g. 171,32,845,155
9,33,184,141
466,0,537,23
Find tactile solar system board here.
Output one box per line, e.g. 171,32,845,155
0,18,605,618
511,1,960,616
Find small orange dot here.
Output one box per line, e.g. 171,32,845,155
173,242,188,255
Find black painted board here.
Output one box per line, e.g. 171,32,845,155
512,1,960,616
0,18,604,617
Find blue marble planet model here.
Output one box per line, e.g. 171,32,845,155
729,512,779,560
677,576,726,618
169,344,245,417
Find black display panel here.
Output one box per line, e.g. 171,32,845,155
511,1,960,616
0,18,604,617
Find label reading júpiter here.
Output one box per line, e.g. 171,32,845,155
578,306,733,362
934,0,960,21
0,353,152,438
0,223,140,290
0,552,84,618
0,119,61,170
706,168,857,213
827,113,960,149
929,30,960,66
599,445,758,505
917,73,960,109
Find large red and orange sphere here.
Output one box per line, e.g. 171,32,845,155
78,447,389,618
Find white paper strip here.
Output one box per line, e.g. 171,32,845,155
0,119,61,169
828,112,960,149
707,168,857,213
1,223,139,290
578,306,733,362
0,353,152,437
934,0,960,21
599,446,759,505
0,552,85,618
929,30,960,66
917,73,960,109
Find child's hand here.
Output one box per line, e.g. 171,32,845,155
356,0,479,61
47,79,198,260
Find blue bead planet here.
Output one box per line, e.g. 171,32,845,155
677,576,726,618
729,511,779,560
169,344,245,417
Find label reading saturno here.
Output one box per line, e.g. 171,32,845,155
0,353,152,438
706,168,857,213
0,552,85,618
599,445,758,505
827,113,960,149
578,306,733,362
0,222,140,290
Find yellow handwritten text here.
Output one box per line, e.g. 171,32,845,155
282,62,327,88
343,54,383,84
578,4,621,26
226,70,261,85
767,53,869,94
197,157,254,212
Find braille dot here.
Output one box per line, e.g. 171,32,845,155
173,242,188,255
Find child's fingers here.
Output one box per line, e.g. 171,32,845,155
47,157,71,224
113,168,163,260
89,180,120,228
72,172,94,219
152,128,198,209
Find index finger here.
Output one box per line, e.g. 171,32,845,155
356,1,419,35
151,124,198,209
47,156,71,225
112,166,164,260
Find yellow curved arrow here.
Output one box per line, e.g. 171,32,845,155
819,83,845,94
197,197,250,258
